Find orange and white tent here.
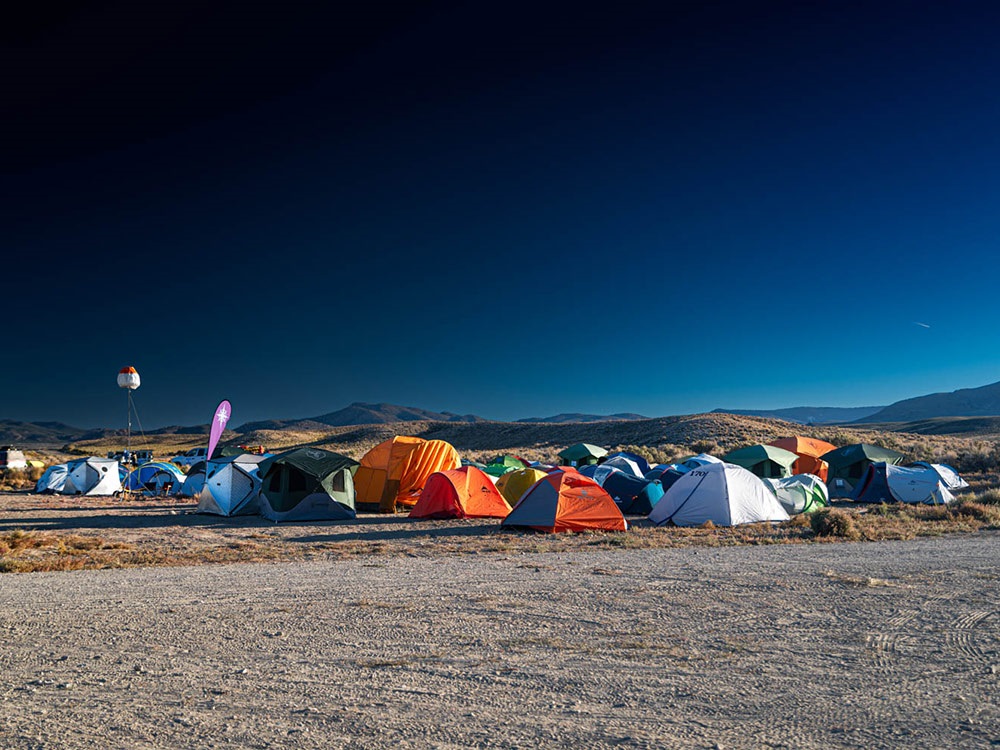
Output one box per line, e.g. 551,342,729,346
354,436,461,512
495,467,549,506
767,436,836,481
502,470,627,533
409,466,511,519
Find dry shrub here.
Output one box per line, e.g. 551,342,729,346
699,519,716,530
951,499,1000,524
786,513,811,528
974,488,1000,505
810,508,861,540
689,440,720,456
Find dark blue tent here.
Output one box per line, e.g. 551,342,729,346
603,472,664,514
604,451,651,475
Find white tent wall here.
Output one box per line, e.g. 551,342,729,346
884,465,955,505
196,455,265,516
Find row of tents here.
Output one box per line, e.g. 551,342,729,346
33,435,969,530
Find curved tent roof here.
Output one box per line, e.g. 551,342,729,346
600,455,645,478
496,468,549,506
852,463,954,505
502,471,626,533
678,454,723,472
35,464,69,494
604,451,651,475
649,462,789,527
409,466,511,519
354,437,461,512
257,447,359,522
723,445,799,479
763,474,829,514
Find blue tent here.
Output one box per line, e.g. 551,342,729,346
603,472,664,515
603,451,651,476
124,462,186,495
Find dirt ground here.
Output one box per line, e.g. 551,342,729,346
0,514,998,748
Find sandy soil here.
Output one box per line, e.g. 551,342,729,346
0,533,997,748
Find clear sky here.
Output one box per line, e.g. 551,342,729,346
3,1,1000,428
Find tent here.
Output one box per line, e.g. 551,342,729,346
556,443,608,467
35,464,69,494
495,467,549,506
767,437,836,481
178,460,207,498
602,472,664,515
60,457,121,496
600,455,645,478
723,445,799,479
678,453,723,472
257,447,359,522
823,444,905,498
123,462,186,495
502,471,626,533
578,463,623,485
603,451,651,476
763,474,829,514
648,462,789,527
851,462,954,505
484,455,528,477
409,466,511,519
197,454,267,516
354,437,461,512
907,462,969,491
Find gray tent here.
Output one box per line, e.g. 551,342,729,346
257,447,359,522
197,454,267,516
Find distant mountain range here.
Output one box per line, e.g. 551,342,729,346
237,402,486,433
10,381,1000,447
516,413,648,424
856,380,1000,423
711,406,884,424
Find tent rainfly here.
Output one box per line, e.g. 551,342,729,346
409,466,511,519
354,437,461,512
495,467,549,507
907,462,969,491
60,458,121,496
767,436,837,481
257,447,359,522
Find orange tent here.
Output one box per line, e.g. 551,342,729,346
354,437,461,512
502,471,627,533
409,466,511,519
767,436,836,481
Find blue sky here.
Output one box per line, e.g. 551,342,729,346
3,1,1000,427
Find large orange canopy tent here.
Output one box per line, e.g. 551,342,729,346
409,466,511,519
502,470,627,533
354,436,461,512
767,436,837,481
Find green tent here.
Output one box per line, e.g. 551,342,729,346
557,443,608,466
257,447,359,521
822,443,905,497
723,445,799,479
484,454,527,477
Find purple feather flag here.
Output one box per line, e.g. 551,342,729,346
208,400,232,460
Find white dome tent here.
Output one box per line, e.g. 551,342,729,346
649,461,789,527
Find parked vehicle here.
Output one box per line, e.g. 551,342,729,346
0,446,27,470
170,447,209,469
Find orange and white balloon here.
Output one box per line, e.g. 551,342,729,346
117,366,141,390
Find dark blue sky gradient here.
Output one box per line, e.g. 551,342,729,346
3,1,1000,427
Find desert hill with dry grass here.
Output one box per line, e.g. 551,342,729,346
56,411,1000,474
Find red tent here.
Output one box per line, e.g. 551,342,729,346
409,466,511,519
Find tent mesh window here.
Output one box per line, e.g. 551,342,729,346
230,470,252,505
330,471,345,493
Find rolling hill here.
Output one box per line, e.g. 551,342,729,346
516,413,648,423
857,380,1000,423
712,406,884,424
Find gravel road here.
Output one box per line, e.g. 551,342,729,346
1,533,998,748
